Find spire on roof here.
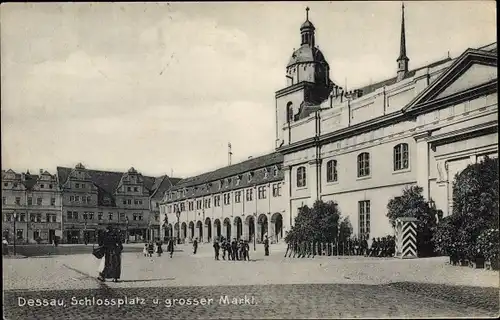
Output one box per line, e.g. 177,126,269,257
397,2,409,81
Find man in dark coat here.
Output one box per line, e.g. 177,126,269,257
264,236,270,256
167,238,175,258
213,240,220,260
231,238,238,260
226,239,233,261
193,238,198,254
221,238,227,260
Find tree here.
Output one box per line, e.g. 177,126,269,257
386,185,438,257
438,156,500,260
286,200,342,243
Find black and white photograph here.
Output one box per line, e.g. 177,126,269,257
1,1,498,319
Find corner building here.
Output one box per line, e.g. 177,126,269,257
162,7,498,241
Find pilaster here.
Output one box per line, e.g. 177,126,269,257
414,131,431,200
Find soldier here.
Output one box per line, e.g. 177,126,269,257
192,238,198,255
167,237,175,258
213,240,220,260
226,239,233,261
292,238,298,258
361,236,368,256
264,235,270,256
221,237,227,260
389,235,396,257
238,239,244,260
231,238,238,260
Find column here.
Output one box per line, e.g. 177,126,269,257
414,132,431,200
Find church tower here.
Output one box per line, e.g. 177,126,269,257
275,7,333,148
397,3,409,81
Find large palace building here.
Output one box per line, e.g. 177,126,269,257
161,6,498,243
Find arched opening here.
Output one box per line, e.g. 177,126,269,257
204,217,212,243
271,212,283,243
223,218,231,240
181,222,187,242
214,219,222,241
234,216,243,240
245,215,255,243
189,221,195,240
196,221,203,242
258,214,268,243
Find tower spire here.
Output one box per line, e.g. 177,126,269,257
300,7,315,47
397,2,409,81
306,6,310,20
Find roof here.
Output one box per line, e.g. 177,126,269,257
356,57,453,96
56,166,179,197
22,174,39,190
171,152,283,191
300,20,315,30
288,45,328,67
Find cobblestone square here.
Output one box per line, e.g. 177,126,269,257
3,244,499,319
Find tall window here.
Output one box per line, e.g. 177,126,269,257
214,195,221,207
326,160,338,182
296,166,307,188
358,200,371,237
27,197,33,206
235,191,241,203
272,183,282,197
223,193,231,205
357,152,370,177
246,189,253,201
108,212,113,220
286,102,294,122
393,143,409,171
258,186,267,199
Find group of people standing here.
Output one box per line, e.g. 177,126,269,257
143,238,175,258
210,235,270,261
284,234,397,258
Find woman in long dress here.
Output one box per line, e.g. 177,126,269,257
97,225,123,282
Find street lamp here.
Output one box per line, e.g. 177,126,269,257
84,216,87,245
253,212,257,251
176,210,181,244
125,216,129,244
13,212,17,256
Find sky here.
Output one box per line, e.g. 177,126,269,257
1,1,496,178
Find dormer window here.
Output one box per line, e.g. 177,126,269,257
263,168,269,179
219,180,223,190
273,166,279,177
248,172,254,182
236,175,242,186
226,178,231,187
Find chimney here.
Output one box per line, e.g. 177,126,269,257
40,169,43,175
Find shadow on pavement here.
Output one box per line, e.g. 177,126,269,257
117,278,175,283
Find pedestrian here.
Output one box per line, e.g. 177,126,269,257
97,225,123,283
147,242,154,257
264,235,270,256
167,238,175,258
2,237,9,256
226,239,233,261
244,240,250,261
156,240,163,257
193,238,198,254
143,243,148,257
221,238,227,260
231,238,238,260
213,240,220,260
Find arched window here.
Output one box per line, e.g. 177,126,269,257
357,152,370,177
326,160,338,182
286,102,294,123
393,143,409,171
296,166,307,188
